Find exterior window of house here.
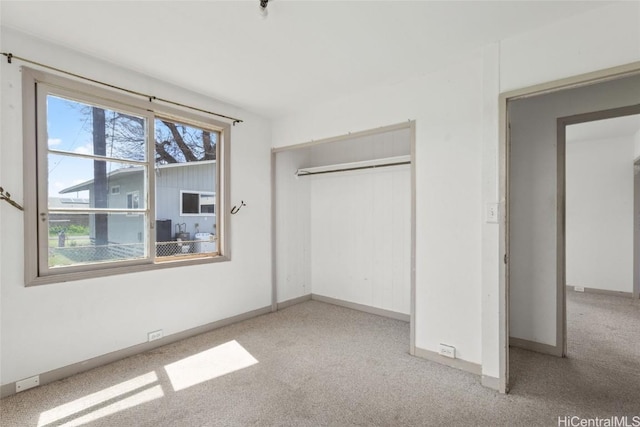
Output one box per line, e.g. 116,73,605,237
127,192,140,209
22,68,230,285
180,191,216,215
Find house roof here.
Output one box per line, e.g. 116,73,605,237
59,160,216,194
48,197,90,208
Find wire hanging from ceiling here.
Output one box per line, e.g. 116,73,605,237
0,52,244,126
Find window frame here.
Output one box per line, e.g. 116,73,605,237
22,67,231,286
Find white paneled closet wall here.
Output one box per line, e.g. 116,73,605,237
275,126,411,316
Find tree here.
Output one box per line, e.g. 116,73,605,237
100,113,217,164
92,107,108,246
87,109,216,248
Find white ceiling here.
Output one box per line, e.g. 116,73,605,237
567,114,640,143
0,1,616,118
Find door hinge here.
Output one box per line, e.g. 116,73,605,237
504,254,508,264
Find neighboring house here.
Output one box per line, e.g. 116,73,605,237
59,161,216,251
47,197,90,229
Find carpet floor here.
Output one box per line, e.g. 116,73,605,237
1,292,638,426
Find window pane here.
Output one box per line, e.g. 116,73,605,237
48,154,146,210
200,193,215,214
182,193,199,214
47,212,146,268
154,119,217,164
47,95,146,161
155,119,217,240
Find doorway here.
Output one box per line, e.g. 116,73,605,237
563,112,640,297
501,65,640,391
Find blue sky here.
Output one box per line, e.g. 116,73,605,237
47,95,96,198
47,95,141,198
46,94,213,199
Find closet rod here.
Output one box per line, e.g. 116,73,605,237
296,160,410,177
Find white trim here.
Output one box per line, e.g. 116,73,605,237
414,347,482,376
271,122,413,153
277,294,312,310
509,337,562,357
0,304,272,398
311,294,410,322
566,285,633,298
481,375,501,391
157,159,217,169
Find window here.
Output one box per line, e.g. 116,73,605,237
22,68,230,285
181,191,216,215
127,192,140,209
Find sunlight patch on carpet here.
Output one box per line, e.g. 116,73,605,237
38,372,163,426
164,340,258,391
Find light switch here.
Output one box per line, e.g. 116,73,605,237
485,203,499,223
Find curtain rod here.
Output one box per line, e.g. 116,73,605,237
1,52,243,126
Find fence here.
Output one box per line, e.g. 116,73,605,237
49,239,215,267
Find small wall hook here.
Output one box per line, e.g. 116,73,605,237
230,200,246,215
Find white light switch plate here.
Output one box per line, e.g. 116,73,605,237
485,203,499,223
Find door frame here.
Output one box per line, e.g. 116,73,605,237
499,61,640,392
635,157,640,300
557,104,640,357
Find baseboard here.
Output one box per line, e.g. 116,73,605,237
481,375,502,392
311,294,410,322
1,304,272,399
413,346,482,376
509,336,563,357
566,285,633,298
277,294,312,310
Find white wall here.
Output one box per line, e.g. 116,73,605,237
274,149,311,303
274,127,411,314
566,135,634,293
2,0,638,391
634,130,640,160
273,2,640,383
274,52,485,366
310,166,411,315
500,2,640,92
0,28,272,386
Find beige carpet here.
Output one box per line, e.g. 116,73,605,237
1,292,638,426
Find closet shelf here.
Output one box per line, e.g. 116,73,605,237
296,155,410,177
